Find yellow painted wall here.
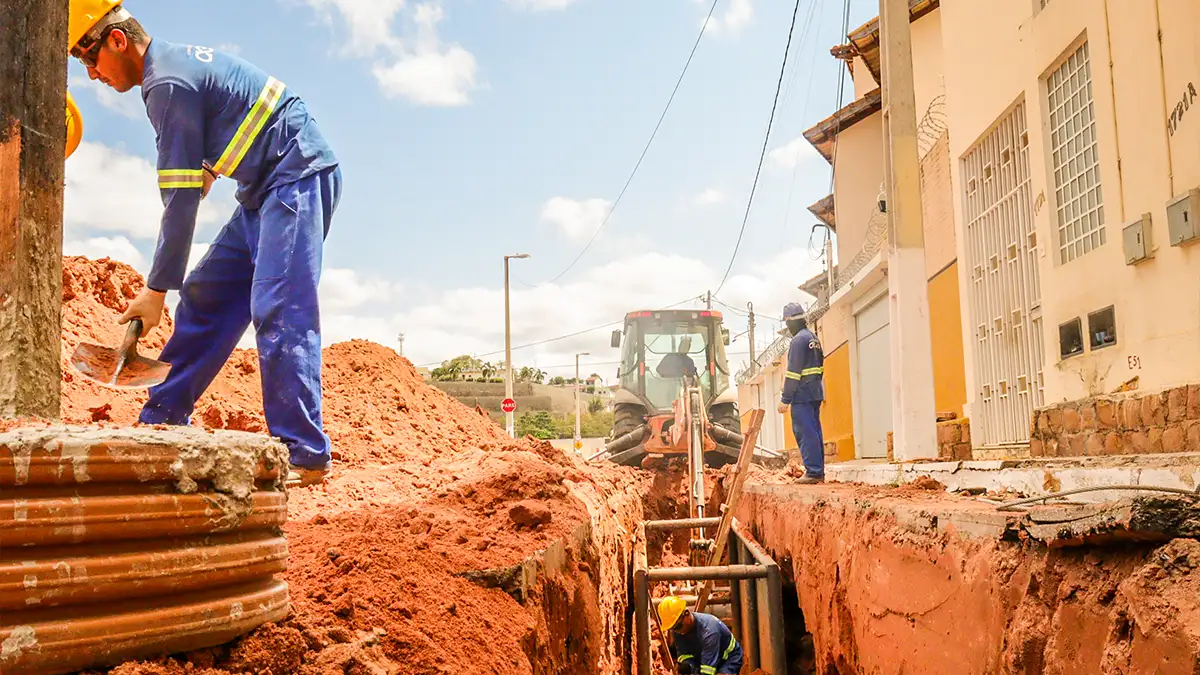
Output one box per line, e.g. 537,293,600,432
928,263,967,417
820,343,855,461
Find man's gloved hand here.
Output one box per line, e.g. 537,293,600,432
778,402,789,414
677,661,698,674
119,287,167,337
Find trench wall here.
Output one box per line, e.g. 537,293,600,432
736,483,1200,674
511,473,647,675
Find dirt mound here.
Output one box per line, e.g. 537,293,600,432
49,256,639,674
60,256,173,424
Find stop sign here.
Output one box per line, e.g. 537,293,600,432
501,398,517,413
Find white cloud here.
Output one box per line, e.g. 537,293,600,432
216,43,243,55
539,197,611,242
767,136,821,170
309,246,823,381
64,236,147,270
319,268,401,311
304,0,406,56
693,188,727,206
304,0,479,107
702,0,753,36
503,0,579,10
64,142,232,240
69,76,144,120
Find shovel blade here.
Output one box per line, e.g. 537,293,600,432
70,343,171,389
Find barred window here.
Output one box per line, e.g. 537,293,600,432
1047,42,1105,264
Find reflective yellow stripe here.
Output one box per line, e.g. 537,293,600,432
158,169,205,189
678,655,694,663
212,76,287,176
701,666,716,675
785,371,802,380
801,367,824,376
723,636,738,660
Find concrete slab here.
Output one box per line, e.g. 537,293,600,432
1022,496,1200,547
825,452,1200,503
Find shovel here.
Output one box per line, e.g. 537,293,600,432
70,318,172,389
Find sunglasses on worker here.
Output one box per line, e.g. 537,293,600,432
71,27,116,68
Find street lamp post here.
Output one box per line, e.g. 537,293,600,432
504,253,531,437
575,352,590,451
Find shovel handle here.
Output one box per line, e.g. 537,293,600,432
119,318,144,354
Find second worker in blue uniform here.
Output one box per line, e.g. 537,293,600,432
779,302,826,484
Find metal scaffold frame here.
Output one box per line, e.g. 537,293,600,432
633,517,787,675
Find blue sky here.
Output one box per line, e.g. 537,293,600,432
64,0,880,378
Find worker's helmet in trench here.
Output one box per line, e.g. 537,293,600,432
657,595,687,631
68,0,128,54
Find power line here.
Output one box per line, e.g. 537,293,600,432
415,295,703,367
517,0,722,288
711,295,781,322
713,0,804,296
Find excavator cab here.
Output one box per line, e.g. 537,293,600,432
602,309,743,468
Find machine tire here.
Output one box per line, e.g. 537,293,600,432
608,403,647,467
707,402,743,467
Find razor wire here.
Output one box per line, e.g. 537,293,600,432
737,96,948,386
802,94,948,326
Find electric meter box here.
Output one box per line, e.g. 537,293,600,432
1166,188,1200,247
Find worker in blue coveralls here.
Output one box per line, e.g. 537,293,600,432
658,596,743,674
778,302,825,484
69,0,340,487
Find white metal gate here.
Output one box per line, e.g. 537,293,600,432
961,100,1045,447
855,297,892,458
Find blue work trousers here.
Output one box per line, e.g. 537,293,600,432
791,400,825,478
140,166,342,470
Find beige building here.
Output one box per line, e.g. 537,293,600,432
774,0,1199,462
943,0,1200,455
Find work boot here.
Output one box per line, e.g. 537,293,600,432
286,466,330,488
795,475,824,485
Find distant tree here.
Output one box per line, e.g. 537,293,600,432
587,397,606,414
516,411,557,440
549,376,566,386
481,361,496,380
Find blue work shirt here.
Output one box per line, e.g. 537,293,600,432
669,612,742,674
141,39,338,291
781,327,824,404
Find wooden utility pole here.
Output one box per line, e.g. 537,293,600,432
0,0,68,419
879,0,937,460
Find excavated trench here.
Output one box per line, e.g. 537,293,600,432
6,258,1199,674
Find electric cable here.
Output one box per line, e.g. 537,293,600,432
713,0,804,296
414,295,703,367
517,0,722,288
995,484,1200,512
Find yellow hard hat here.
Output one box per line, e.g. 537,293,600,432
657,595,687,631
68,0,124,53
65,91,83,159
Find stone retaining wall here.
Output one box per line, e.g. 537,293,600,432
884,417,973,461
1030,385,1200,457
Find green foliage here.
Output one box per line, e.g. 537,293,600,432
515,410,614,439
587,397,606,414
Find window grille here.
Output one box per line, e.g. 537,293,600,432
1047,42,1105,264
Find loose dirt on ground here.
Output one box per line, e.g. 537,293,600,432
51,256,644,675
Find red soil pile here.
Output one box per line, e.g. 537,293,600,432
52,256,640,675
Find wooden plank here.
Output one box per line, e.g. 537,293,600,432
695,408,766,613
0,0,68,418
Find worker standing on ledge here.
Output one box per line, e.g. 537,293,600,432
68,0,341,487
778,302,825,484
658,596,744,674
